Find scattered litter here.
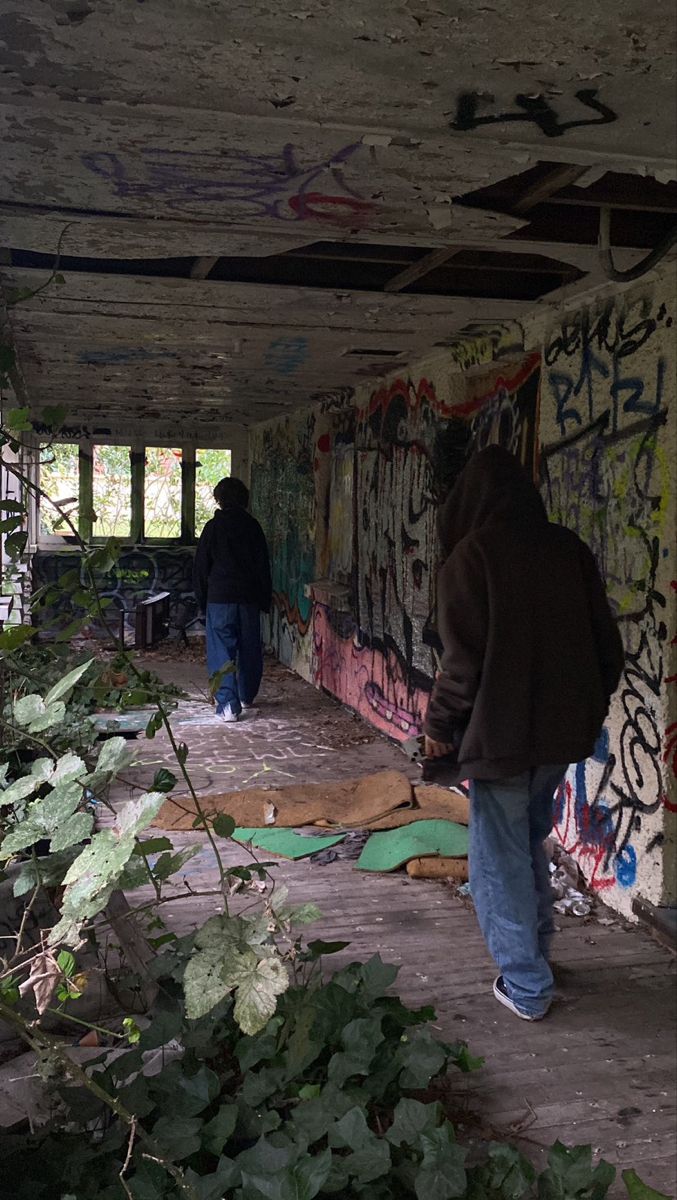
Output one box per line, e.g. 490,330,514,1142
310,849,339,866
457,882,472,897
550,848,592,917
310,830,371,865
553,892,592,918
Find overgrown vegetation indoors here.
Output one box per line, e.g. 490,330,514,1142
0,373,669,1197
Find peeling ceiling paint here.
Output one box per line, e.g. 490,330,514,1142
0,0,675,427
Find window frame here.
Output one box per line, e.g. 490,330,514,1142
35,439,82,548
36,437,230,550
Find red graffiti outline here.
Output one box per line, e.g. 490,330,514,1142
364,353,541,422
450,352,542,418
288,192,374,226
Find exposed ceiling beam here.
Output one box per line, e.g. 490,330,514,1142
383,245,462,294
513,164,589,213
189,256,220,280
538,194,677,212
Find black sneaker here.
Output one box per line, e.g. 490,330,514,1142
493,975,549,1021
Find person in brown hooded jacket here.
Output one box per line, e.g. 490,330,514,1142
424,445,624,1020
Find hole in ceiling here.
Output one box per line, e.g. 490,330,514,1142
344,347,403,357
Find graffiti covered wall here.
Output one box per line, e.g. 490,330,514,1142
34,546,198,638
537,269,676,914
250,347,542,739
249,410,327,678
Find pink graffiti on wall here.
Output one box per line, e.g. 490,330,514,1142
312,604,427,741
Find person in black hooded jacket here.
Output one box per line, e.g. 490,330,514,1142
423,446,623,1021
193,477,272,723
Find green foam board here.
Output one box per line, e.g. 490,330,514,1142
356,819,469,873
233,827,346,860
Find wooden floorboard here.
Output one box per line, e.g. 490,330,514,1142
109,657,676,1196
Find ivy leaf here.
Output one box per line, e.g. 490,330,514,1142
539,1143,616,1200
151,1115,203,1162
226,949,289,1036
201,1104,238,1155
387,1098,444,1147
185,1157,240,1200
242,1149,333,1200
475,1143,536,1196
328,1016,385,1086
329,1113,391,1183
43,660,93,704
289,1083,354,1144
398,1030,448,1089
416,1125,467,1199
622,1170,671,1200
328,1106,372,1150
152,1061,220,1117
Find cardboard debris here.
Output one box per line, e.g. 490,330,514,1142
406,856,470,881
155,772,470,832
155,769,414,831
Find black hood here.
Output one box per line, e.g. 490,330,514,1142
438,445,547,555
213,504,248,525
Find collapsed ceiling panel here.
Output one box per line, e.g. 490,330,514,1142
0,1,675,428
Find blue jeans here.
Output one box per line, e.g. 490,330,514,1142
206,603,263,716
469,765,566,1017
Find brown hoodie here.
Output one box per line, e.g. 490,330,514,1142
423,446,624,781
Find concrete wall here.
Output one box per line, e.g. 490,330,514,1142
250,266,676,917
531,269,677,915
